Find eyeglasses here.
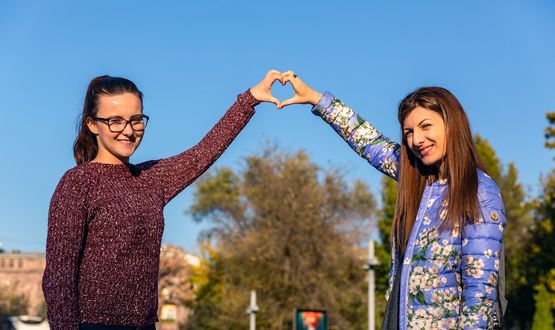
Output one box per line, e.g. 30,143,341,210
93,115,149,133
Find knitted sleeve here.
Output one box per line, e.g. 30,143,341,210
145,90,257,205
311,92,400,180
42,168,89,330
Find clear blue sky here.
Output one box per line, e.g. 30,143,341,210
1,1,553,254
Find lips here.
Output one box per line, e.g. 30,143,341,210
117,140,135,146
418,145,434,157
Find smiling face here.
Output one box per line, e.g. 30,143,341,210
86,93,144,164
402,106,447,172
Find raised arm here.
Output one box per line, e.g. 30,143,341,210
42,169,89,330
144,70,282,204
280,72,401,180
460,180,506,329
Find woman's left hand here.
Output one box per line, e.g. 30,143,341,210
250,70,283,107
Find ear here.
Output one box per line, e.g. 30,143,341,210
86,117,99,135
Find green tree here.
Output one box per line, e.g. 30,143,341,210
475,134,502,182
526,168,555,324
523,112,555,327
531,283,554,330
545,112,555,150
500,163,535,327
186,146,376,329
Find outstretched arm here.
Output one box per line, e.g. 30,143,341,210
279,71,401,180
147,70,283,204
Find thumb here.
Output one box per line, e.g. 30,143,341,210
279,97,298,109
268,96,280,107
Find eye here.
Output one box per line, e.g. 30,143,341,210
130,116,144,123
403,131,413,139
422,123,431,129
108,118,126,125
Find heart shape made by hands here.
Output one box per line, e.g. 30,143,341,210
251,70,305,109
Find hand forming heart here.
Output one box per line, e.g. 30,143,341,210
250,70,322,109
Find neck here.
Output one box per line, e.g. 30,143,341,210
91,151,129,165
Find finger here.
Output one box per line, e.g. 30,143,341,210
280,71,295,85
281,74,299,89
279,96,299,109
268,72,282,86
268,96,280,106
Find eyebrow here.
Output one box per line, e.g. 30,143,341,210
403,118,431,132
105,114,143,119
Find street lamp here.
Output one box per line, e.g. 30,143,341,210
246,290,259,330
363,239,380,330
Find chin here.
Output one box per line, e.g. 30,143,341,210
114,150,136,160
420,157,439,167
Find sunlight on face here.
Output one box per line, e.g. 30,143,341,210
402,106,447,172
87,93,144,164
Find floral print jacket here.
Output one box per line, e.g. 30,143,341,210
312,92,506,329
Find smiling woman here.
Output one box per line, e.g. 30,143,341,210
74,76,146,165
278,72,507,329
42,71,282,330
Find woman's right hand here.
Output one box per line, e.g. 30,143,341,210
250,69,283,107
278,71,322,109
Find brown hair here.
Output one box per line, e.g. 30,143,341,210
73,75,143,164
392,87,486,252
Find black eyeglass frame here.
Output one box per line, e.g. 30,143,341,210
92,114,150,133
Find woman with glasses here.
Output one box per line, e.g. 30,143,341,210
42,72,282,330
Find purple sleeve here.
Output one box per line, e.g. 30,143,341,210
461,183,506,329
311,92,401,180
42,170,88,330
150,90,258,204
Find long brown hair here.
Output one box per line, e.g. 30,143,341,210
73,75,143,164
392,87,486,252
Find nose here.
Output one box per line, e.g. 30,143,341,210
413,129,424,146
121,121,135,136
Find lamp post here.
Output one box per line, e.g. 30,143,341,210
246,290,259,330
363,239,380,330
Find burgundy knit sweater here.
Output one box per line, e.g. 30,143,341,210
42,90,258,329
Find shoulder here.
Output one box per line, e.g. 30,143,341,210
477,170,502,201
476,169,505,223
54,163,94,193
60,163,90,182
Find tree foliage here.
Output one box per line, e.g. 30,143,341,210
0,288,29,316
532,283,554,330
185,146,377,329
545,112,555,150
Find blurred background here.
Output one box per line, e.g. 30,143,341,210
0,1,553,329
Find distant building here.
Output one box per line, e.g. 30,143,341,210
0,250,46,317
158,245,200,330
0,245,200,329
